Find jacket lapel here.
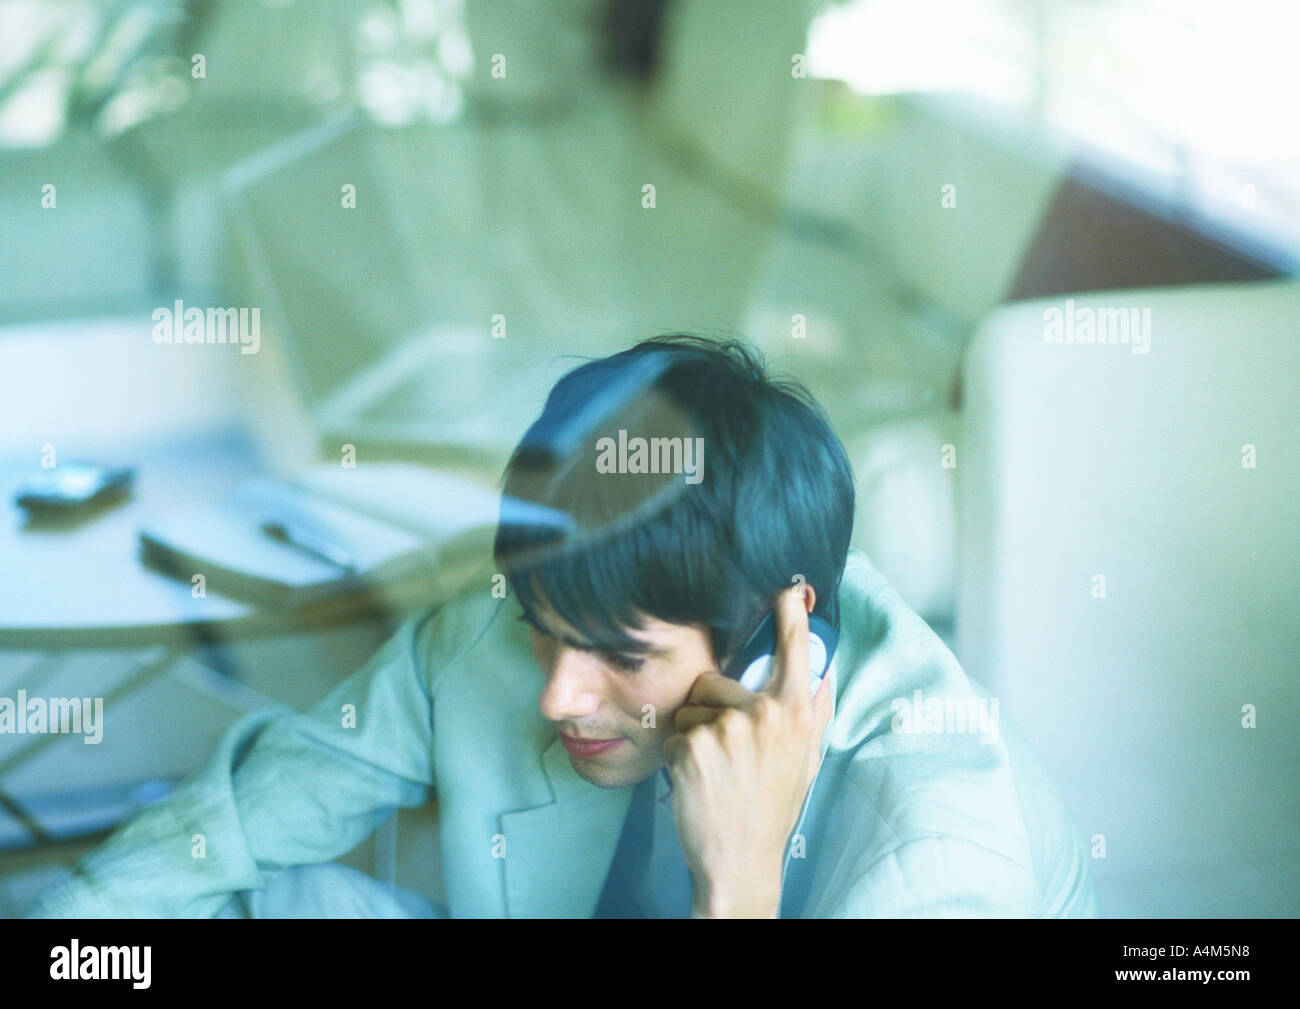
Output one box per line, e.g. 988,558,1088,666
499,734,635,918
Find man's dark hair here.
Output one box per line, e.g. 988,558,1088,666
493,334,855,666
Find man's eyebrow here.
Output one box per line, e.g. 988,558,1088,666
519,609,592,650
518,607,669,657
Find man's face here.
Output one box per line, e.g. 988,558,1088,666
523,597,722,789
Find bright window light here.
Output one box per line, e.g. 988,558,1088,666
808,0,1300,250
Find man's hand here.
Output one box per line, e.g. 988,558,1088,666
663,585,834,918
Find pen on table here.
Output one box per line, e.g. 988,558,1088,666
259,519,357,572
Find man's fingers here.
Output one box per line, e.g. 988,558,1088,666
661,731,688,768
674,704,726,732
687,671,758,707
769,584,811,704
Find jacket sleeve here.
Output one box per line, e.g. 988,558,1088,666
816,834,1045,918
24,596,476,919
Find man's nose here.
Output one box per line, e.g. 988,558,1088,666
537,646,605,722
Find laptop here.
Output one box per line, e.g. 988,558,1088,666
218,110,569,468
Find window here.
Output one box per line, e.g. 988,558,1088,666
807,0,1300,253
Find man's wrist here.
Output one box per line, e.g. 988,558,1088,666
689,868,783,918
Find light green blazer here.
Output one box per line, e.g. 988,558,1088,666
28,549,1097,917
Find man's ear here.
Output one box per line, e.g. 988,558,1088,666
799,584,817,615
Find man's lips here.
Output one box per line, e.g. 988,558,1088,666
559,732,625,758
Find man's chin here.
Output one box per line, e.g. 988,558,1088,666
568,756,655,790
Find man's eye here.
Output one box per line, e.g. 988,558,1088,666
518,615,643,670
602,651,646,672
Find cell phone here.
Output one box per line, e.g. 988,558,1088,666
727,608,838,696
14,462,135,512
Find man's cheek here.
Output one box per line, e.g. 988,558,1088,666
634,694,674,735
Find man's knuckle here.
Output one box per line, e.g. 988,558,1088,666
716,708,745,735
683,724,710,748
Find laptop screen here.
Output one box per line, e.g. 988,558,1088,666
221,112,427,411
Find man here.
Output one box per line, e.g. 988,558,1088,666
28,335,1097,918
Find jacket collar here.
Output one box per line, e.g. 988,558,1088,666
498,733,634,918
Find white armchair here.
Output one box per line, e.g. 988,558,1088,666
955,279,1300,916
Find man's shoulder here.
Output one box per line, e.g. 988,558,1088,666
829,548,970,738
819,550,1096,915
405,570,543,725
409,569,516,673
